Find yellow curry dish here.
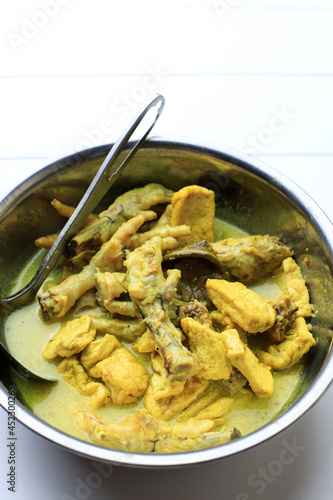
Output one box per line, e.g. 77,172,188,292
4,183,316,454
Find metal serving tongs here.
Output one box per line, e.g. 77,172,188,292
0,94,165,382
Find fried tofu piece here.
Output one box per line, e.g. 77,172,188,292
211,235,293,284
259,317,316,370
57,357,110,409
144,374,208,421
181,317,232,380
279,257,313,318
206,279,276,333
80,334,120,377
222,328,274,398
170,185,215,245
42,315,96,360
94,348,149,405
81,332,149,404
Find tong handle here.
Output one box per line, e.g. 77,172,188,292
1,94,165,309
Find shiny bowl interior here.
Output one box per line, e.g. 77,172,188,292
1,137,333,467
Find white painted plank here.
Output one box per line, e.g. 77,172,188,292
1,8,332,75
0,76,331,158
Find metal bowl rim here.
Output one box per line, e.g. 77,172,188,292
1,135,333,468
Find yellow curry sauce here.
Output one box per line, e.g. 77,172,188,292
3,184,315,453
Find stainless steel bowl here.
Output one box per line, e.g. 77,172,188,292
1,137,333,467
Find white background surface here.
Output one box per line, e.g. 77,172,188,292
1,1,333,499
